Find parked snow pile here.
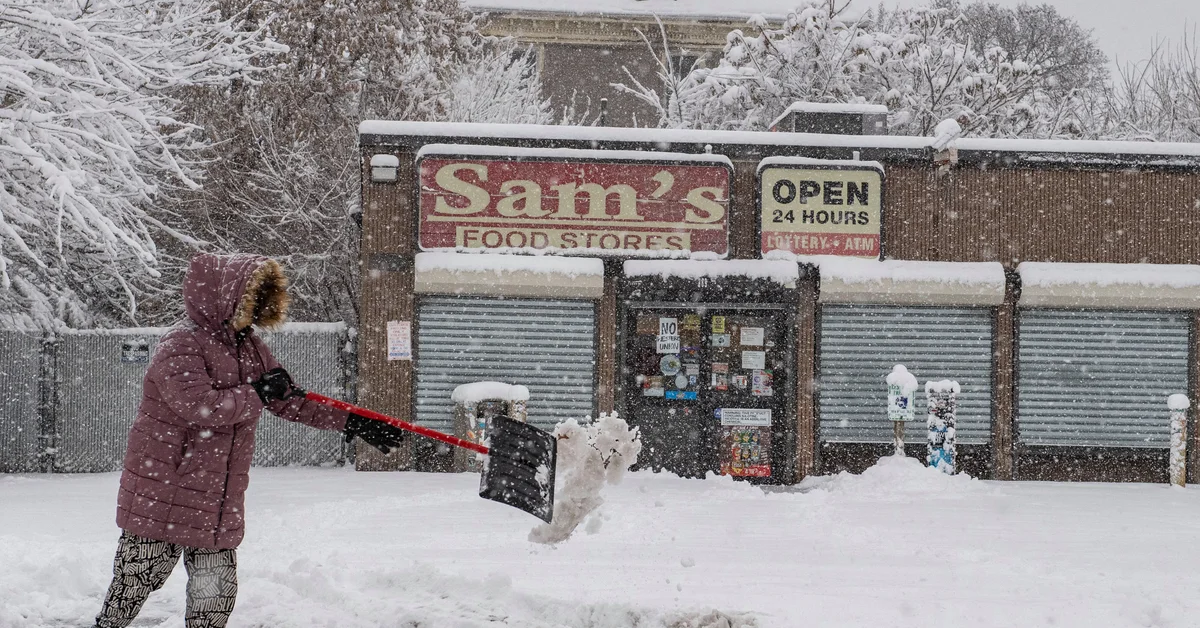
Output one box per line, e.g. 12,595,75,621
529,413,642,544
800,454,984,501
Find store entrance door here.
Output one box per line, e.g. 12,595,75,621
623,305,788,480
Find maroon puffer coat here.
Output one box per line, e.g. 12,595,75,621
115,254,349,549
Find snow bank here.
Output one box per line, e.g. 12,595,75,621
1168,394,1190,411
416,251,604,278
529,412,642,544
1018,262,1200,288
417,143,734,168
451,381,530,404
798,454,984,501
757,155,884,173
624,259,798,286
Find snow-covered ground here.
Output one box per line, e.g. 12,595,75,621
3,457,1198,627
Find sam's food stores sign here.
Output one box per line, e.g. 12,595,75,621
418,148,732,256
759,159,883,258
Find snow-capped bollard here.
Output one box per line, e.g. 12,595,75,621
886,365,919,455
1168,394,1189,487
450,382,530,473
926,380,960,474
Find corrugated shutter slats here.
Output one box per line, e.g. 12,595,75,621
416,297,597,431
1017,309,1190,448
819,305,994,444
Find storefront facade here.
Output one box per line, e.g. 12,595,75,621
356,120,1200,483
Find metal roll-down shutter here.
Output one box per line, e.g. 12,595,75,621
818,305,994,444
1017,310,1190,448
416,296,597,431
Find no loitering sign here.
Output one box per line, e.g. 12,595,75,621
759,160,883,259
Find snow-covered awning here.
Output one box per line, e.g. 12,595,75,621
1017,262,1200,309
623,259,798,287
806,257,1007,306
414,252,605,299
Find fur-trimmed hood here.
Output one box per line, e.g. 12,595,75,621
182,253,290,336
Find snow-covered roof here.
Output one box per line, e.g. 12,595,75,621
623,259,799,286
757,156,885,173
417,143,733,167
798,256,1007,306
769,102,888,130
360,121,1200,166
1017,262,1200,309
464,0,796,20
451,381,530,404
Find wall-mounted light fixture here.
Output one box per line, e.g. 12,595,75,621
370,154,399,183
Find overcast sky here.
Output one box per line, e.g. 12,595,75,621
889,0,1200,70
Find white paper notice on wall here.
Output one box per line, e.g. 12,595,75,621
657,317,680,354
387,320,412,361
741,350,766,370
740,327,765,346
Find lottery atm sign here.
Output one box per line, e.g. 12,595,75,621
759,161,883,258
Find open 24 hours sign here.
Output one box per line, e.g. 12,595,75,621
417,145,732,256
758,157,883,259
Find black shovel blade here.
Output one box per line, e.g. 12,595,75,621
479,416,557,523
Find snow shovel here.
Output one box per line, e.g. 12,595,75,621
305,392,557,523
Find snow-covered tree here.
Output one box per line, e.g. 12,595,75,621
1098,35,1200,142
175,0,551,325
0,0,276,330
616,0,1067,138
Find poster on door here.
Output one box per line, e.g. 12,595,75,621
720,426,772,477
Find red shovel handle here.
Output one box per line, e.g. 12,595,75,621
305,391,490,455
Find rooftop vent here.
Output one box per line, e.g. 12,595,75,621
769,102,889,135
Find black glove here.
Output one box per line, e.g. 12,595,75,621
252,367,302,404
344,413,406,454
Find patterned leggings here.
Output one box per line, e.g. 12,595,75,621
95,530,238,628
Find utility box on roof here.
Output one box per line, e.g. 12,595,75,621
770,102,889,135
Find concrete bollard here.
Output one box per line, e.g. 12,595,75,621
1168,394,1189,487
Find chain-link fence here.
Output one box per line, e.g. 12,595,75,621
0,333,44,473
0,323,352,474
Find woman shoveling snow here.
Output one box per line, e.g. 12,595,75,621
92,253,407,628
